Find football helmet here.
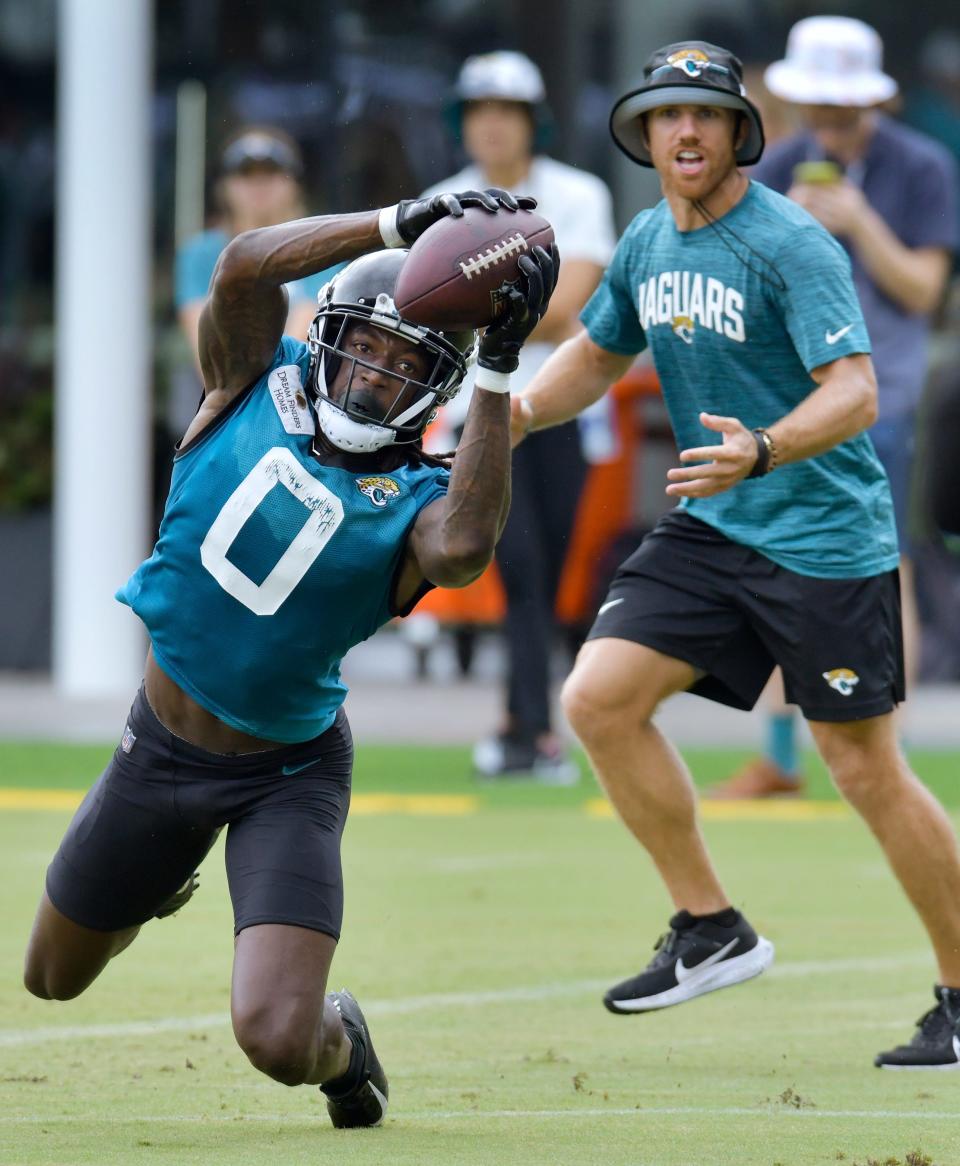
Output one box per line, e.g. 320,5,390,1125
308,251,476,453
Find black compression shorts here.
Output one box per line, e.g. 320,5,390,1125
46,687,353,937
587,511,904,722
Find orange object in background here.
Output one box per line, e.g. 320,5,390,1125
416,364,659,628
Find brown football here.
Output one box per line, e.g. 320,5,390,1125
393,206,555,332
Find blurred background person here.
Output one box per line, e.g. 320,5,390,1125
709,16,959,799
420,50,617,783
904,29,960,202
175,126,339,375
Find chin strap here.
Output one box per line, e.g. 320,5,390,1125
315,397,397,453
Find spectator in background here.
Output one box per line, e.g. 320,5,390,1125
175,127,342,374
709,16,959,799
421,51,618,783
905,31,960,175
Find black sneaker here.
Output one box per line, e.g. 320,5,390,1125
603,910,775,1014
155,871,200,919
875,986,960,1069
321,991,389,1128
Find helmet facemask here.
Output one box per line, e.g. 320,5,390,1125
307,252,475,454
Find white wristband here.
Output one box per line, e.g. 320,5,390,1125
378,205,405,249
474,367,512,394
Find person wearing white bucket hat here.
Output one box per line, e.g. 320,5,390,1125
711,17,958,808
764,16,898,108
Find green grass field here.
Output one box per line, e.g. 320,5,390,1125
1,741,958,1166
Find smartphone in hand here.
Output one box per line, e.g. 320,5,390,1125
792,160,843,184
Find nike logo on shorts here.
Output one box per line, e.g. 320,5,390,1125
282,758,318,776
598,598,624,616
825,324,854,344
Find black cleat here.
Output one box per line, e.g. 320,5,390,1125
321,990,389,1128
155,871,200,919
603,910,774,1014
875,986,960,1069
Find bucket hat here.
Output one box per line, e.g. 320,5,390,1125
610,41,765,167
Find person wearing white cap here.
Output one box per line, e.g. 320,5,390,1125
421,51,618,783
508,37,960,1069
710,17,959,806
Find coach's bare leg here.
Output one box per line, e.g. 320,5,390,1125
562,638,729,914
810,713,960,984
24,892,140,1000
231,924,352,1087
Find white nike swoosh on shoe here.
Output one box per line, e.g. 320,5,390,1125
675,937,740,983
825,323,854,344
598,598,624,616
368,1081,389,1122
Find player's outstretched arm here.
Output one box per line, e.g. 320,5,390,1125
197,211,384,406
195,190,534,418
403,245,559,592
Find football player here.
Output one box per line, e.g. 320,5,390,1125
24,189,558,1125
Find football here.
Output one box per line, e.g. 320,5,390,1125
393,206,555,332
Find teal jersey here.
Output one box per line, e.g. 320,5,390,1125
174,229,344,309
118,338,449,742
581,182,898,578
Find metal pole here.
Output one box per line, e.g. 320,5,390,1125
54,0,153,696
175,79,207,250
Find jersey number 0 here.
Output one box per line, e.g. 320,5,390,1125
200,447,344,616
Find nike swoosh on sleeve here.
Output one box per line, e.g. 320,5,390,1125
597,598,625,616
825,324,855,344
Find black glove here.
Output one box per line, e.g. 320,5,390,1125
477,244,560,374
392,188,538,246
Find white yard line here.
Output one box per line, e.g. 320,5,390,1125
0,951,932,1049
0,1106,956,1124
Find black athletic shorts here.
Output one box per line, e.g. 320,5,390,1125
46,687,353,937
587,511,904,722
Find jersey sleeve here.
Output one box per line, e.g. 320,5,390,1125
580,234,648,355
772,225,871,372
411,464,450,511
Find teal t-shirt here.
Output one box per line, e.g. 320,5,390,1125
174,228,344,309
117,338,449,742
581,181,898,579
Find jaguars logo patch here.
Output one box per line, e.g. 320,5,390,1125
822,668,860,696
667,48,712,78
356,476,401,508
671,315,695,344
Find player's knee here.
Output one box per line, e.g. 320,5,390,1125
234,1009,318,1086
23,956,88,1001
561,671,641,741
816,726,901,807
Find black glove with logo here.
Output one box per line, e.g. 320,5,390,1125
477,243,560,374
383,188,538,247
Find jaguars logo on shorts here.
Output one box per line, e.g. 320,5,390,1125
822,668,860,696
356,476,401,508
